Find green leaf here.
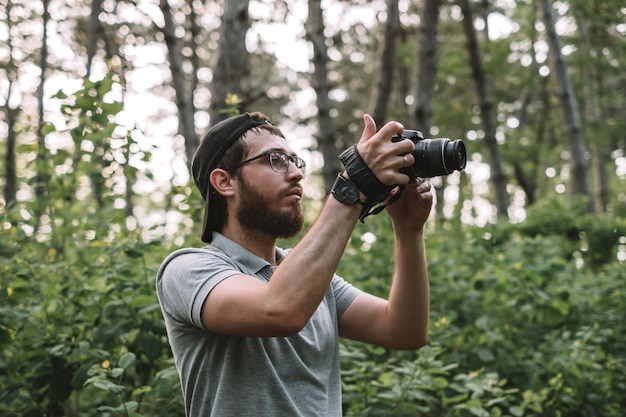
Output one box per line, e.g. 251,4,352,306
40,123,56,136
111,367,124,378
132,385,152,397
130,294,157,309
432,376,449,388
92,378,125,394
378,371,394,386
101,101,124,116
510,406,524,416
52,89,68,99
0,325,12,345
71,363,92,389
118,351,136,369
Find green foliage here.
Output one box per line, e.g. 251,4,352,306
1,73,182,416
338,198,625,416
487,197,626,267
340,342,518,416
3,73,625,415
0,223,183,416
2,193,624,416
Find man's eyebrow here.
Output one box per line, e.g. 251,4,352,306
265,148,298,156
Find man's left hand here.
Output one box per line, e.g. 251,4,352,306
385,178,433,231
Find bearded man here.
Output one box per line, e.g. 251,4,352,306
156,111,433,417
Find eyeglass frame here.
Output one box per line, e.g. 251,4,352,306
237,150,306,178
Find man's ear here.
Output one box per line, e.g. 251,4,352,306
209,169,236,197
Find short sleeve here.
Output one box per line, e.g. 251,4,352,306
156,248,241,329
330,274,361,317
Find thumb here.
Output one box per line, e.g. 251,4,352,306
359,114,378,143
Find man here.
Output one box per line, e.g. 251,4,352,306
156,111,433,416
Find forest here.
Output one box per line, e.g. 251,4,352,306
1,0,625,416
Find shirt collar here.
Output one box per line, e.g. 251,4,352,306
209,232,287,275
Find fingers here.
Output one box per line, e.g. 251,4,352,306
358,114,405,147
359,114,378,142
355,115,416,186
401,153,414,169
415,177,430,190
415,179,434,206
377,118,404,139
385,179,433,225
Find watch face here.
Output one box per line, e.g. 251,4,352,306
342,186,359,202
336,180,360,204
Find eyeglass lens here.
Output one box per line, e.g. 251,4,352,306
269,152,305,177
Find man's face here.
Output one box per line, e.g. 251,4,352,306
234,131,304,238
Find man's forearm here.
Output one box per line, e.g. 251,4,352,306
386,228,431,348
267,197,361,329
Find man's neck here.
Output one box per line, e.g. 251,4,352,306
220,225,278,265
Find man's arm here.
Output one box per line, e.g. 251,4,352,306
339,179,433,350
201,116,414,338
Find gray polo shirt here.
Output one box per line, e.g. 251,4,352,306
156,233,361,416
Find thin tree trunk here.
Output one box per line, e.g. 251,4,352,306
210,0,252,126
187,0,200,103
538,0,594,212
35,0,50,205
160,0,197,164
512,90,536,206
3,0,18,208
305,0,337,192
579,16,607,213
86,0,103,78
368,0,399,126
124,135,135,219
412,0,445,219
4,106,18,208
412,0,440,134
458,0,509,220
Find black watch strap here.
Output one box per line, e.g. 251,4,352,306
331,174,362,205
338,145,391,203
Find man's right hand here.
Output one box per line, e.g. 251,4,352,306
355,114,415,187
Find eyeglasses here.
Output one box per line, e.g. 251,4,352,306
237,150,306,178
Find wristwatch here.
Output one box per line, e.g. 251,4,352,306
331,174,362,205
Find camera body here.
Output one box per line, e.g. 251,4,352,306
392,130,467,178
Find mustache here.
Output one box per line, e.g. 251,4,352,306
284,185,303,198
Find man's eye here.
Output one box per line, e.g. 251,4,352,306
271,153,287,164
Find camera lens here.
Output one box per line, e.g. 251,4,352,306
443,139,467,173
411,139,467,178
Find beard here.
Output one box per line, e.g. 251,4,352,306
236,177,304,239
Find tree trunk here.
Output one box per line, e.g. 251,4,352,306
86,0,103,78
160,0,198,164
579,16,608,213
3,0,19,208
538,0,594,212
305,0,338,192
35,0,50,204
458,0,509,220
210,0,252,127
368,0,399,126
187,0,201,102
412,0,440,134
4,106,18,208
411,0,445,219
512,90,537,206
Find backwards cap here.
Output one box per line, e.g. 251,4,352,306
191,112,272,242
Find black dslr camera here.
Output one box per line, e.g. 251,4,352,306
392,130,466,178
